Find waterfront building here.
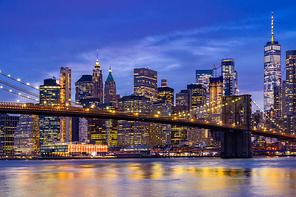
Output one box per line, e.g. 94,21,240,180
40,142,108,157
285,50,296,116
150,103,171,146
39,78,60,146
264,13,281,113
0,114,19,155
14,115,39,154
104,67,117,108
117,95,151,148
92,58,104,104
196,69,213,103
221,58,237,96
187,84,206,110
75,75,92,105
87,104,117,147
134,67,157,102
60,67,72,142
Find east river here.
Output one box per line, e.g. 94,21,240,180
1,157,296,197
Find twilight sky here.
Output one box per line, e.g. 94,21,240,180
0,0,296,109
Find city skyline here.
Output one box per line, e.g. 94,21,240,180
1,1,296,110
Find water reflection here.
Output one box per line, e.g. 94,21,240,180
1,158,296,196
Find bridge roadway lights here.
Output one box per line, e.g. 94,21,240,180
220,129,252,158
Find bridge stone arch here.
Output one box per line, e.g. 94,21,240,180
221,94,252,158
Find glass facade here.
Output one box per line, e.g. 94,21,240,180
221,58,237,96
264,41,281,112
117,95,151,148
0,114,19,155
134,68,157,102
14,115,39,154
39,78,60,146
196,69,213,103
285,50,296,115
75,75,92,104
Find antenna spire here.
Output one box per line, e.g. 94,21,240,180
97,50,98,60
271,12,274,43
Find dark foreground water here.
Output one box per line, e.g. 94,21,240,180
1,157,296,197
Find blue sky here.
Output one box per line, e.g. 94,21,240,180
0,0,296,109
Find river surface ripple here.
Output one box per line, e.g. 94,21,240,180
1,157,296,197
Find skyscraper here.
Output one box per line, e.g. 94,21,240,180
134,67,157,102
196,70,213,103
176,89,192,111
187,84,207,110
60,67,72,142
14,115,39,154
39,78,60,146
92,58,104,104
221,58,237,96
264,13,281,113
157,79,174,110
75,75,92,105
117,95,151,148
0,114,19,155
104,67,117,108
286,50,296,115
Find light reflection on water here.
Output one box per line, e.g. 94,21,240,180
1,157,296,196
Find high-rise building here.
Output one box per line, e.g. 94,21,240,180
14,115,39,154
92,58,104,104
274,85,282,117
221,58,237,96
134,67,157,102
157,85,174,109
104,68,117,108
209,76,223,119
285,50,296,115
187,84,206,110
264,13,281,113
60,67,72,142
176,89,192,111
150,103,171,146
0,114,19,155
117,95,151,148
39,78,60,146
196,70,213,103
75,75,92,105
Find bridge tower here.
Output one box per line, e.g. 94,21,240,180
221,94,252,158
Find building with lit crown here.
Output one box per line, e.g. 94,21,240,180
92,58,104,104
264,13,281,113
104,68,117,108
134,67,157,102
